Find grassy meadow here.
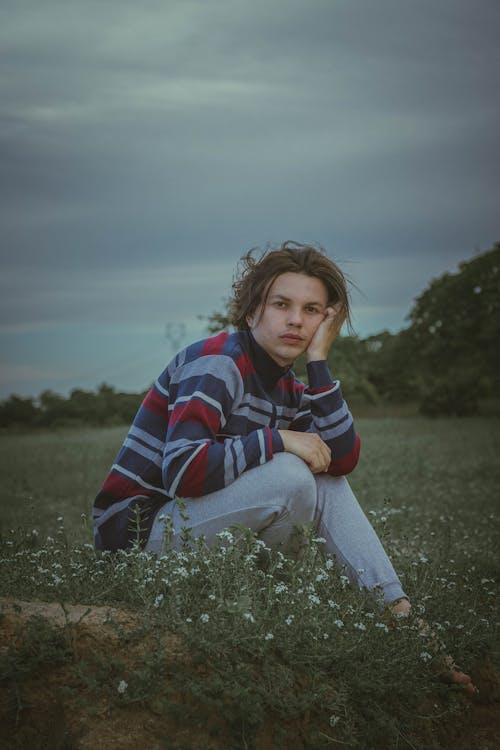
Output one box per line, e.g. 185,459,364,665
0,418,499,749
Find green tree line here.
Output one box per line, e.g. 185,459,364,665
1,243,499,428
0,384,147,429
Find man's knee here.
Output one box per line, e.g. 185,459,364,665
272,453,317,511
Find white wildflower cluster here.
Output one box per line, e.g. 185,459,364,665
117,680,128,694
274,582,288,594
333,619,344,629
308,594,321,606
216,530,234,543
264,632,274,641
200,613,210,623
173,566,189,578
243,612,255,623
285,615,294,626
353,622,366,631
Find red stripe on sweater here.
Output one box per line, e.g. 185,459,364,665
142,387,168,417
102,470,153,499
235,351,256,380
265,426,273,457
169,398,221,432
177,443,209,496
201,331,230,356
308,384,334,395
279,376,304,395
328,435,361,476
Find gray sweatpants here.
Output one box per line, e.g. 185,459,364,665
145,452,407,606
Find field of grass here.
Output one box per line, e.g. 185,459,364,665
0,418,499,749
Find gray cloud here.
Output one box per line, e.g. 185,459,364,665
1,0,499,395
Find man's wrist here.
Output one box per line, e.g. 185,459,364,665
306,353,327,363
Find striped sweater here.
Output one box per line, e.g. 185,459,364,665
93,330,360,551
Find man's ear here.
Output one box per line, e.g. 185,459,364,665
246,313,254,329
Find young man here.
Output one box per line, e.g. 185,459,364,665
93,241,409,614
95,241,480,691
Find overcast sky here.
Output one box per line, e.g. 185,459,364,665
1,0,499,398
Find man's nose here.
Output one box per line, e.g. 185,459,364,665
287,306,303,326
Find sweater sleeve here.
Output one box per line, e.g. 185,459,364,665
289,360,360,476
162,354,284,498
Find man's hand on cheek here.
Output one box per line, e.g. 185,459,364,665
306,303,346,362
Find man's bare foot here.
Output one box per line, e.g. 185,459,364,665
439,655,478,697
389,597,412,618
386,599,478,697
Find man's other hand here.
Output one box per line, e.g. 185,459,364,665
278,430,331,474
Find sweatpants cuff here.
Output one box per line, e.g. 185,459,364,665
380,580,408,606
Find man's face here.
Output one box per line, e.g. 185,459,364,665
246,272,329,366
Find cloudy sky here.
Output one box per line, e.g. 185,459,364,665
1,0,499,398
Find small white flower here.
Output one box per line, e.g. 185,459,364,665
208,594,216,600
354,622,366,631
243,612,255,623
420,651,433,662
325,559,334,570
200,613,210,623
117,680,128,694
473,285,482,294
186,617,193,623
154,594,164,608
312,536,326,544
333,619,344,628
217,529,234,543
264,632,274,640
285,615,294,626
174,566,188,578
274,583,288,594
375,622,389,633
327,600,339,609
309,594,321,605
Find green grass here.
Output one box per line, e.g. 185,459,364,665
0,418,499,749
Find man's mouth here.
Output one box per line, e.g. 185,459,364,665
280,334,304,344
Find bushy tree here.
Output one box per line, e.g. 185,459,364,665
0,395,38,427
405,243,500,415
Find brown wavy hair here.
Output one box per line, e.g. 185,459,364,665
229,241,353,332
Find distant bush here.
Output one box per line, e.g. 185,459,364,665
0,383,146,429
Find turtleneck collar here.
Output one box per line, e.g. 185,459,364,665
245,330,292,388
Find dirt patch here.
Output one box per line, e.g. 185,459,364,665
1,598,499,749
